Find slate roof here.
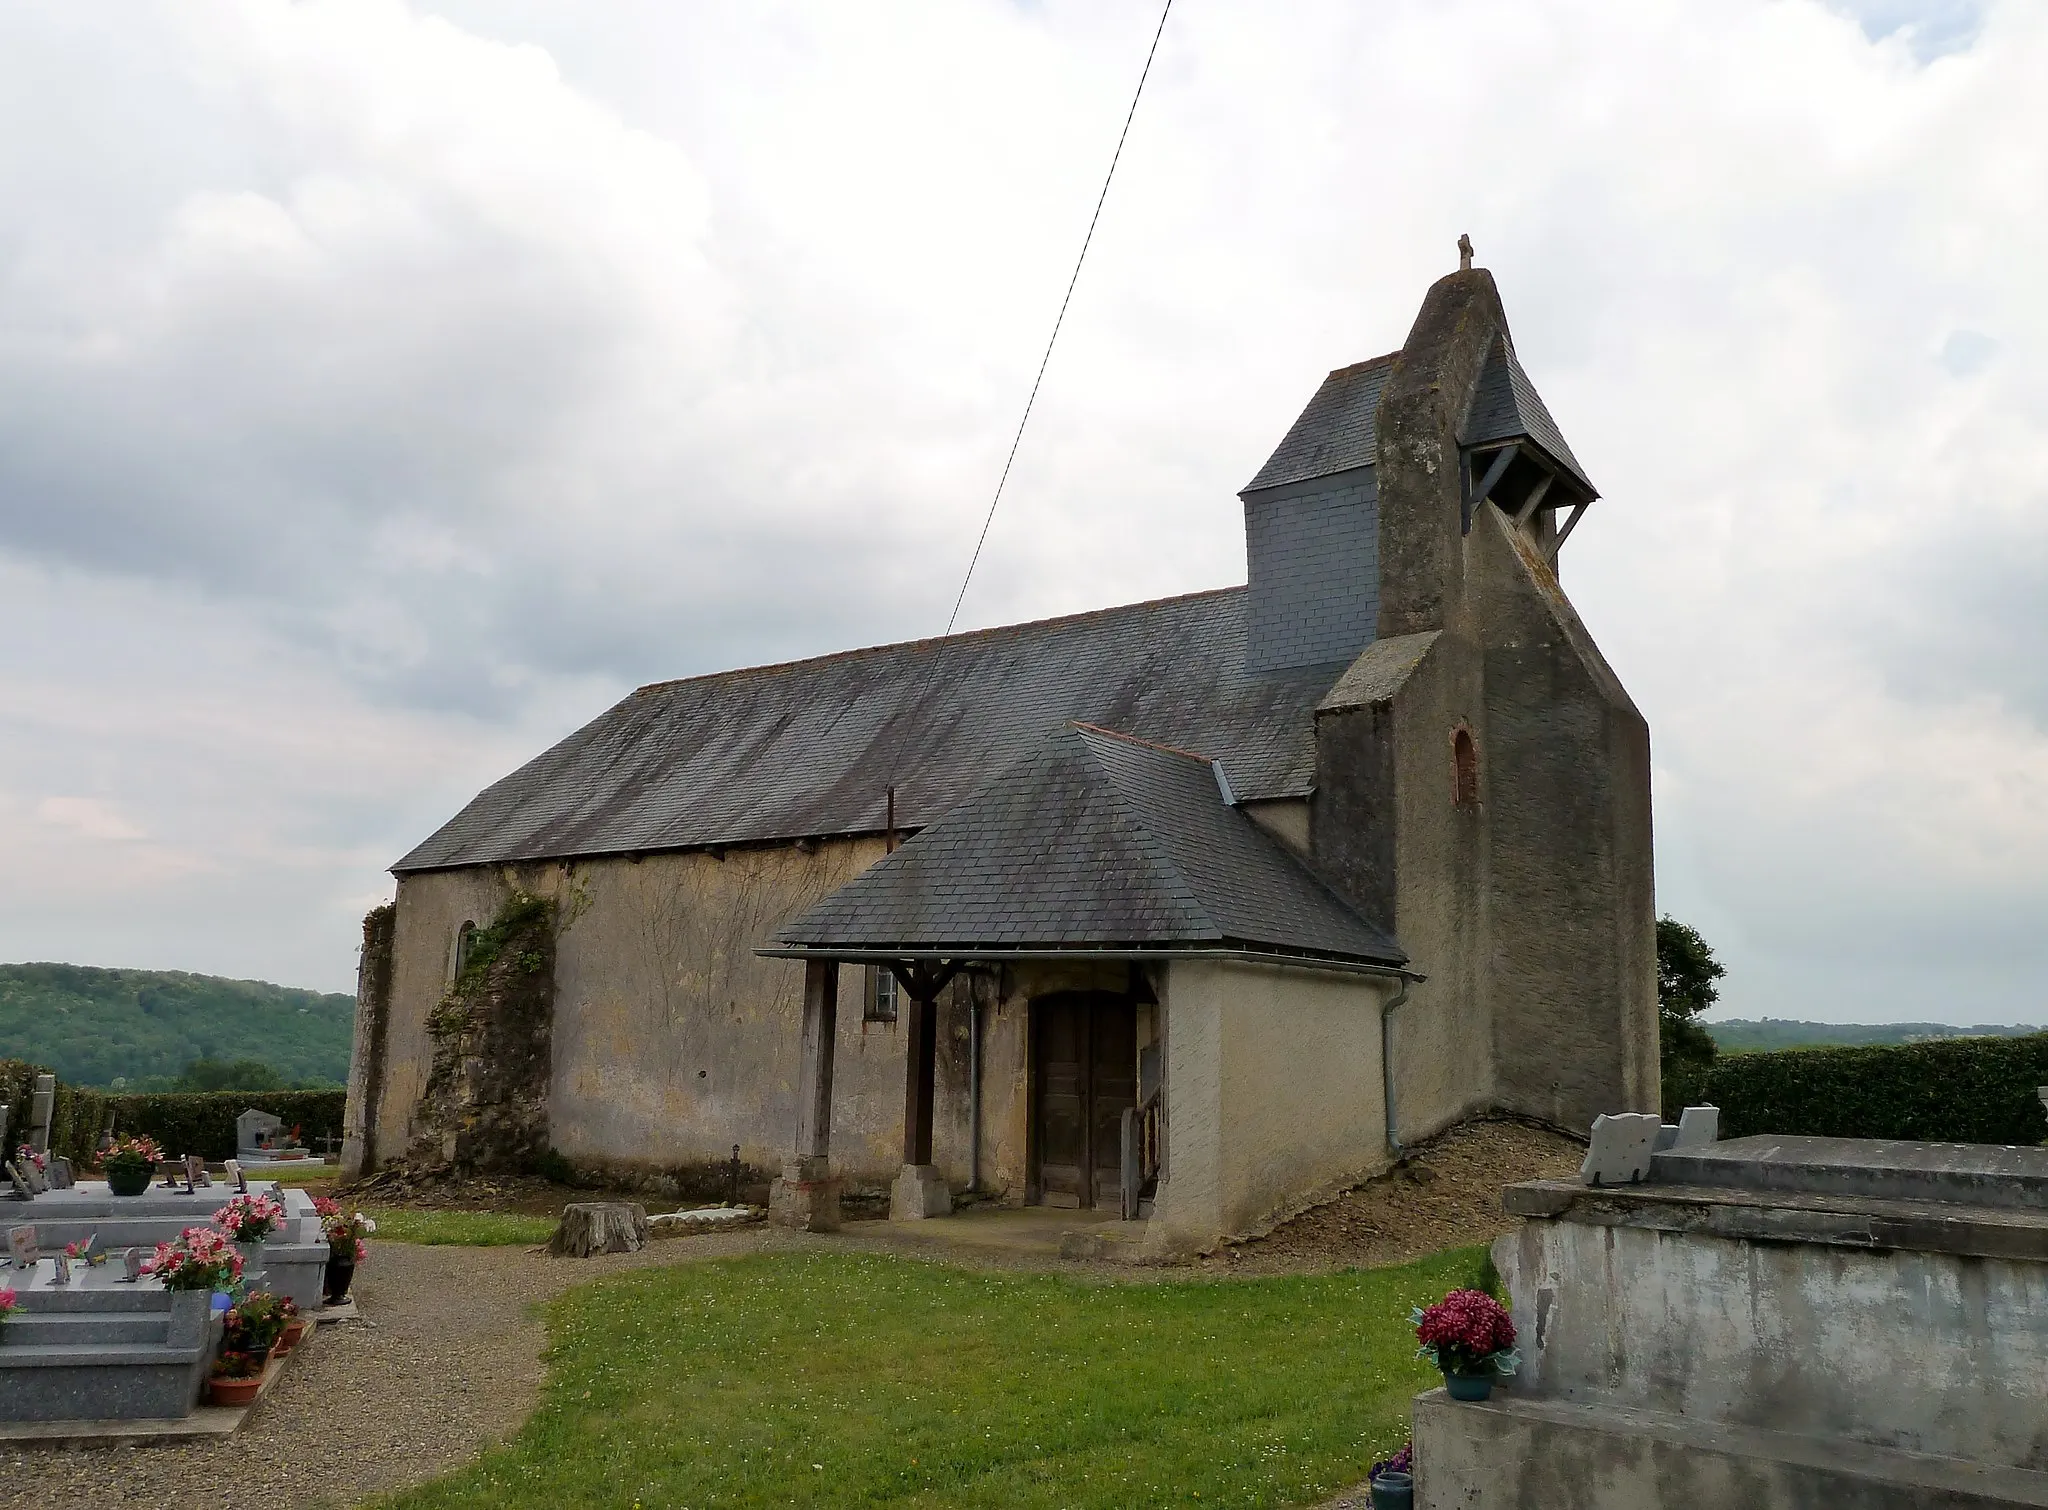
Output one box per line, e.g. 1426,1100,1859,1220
1242,355,1396,494
775,724,1406,967
394,588,1345,873
1242,340,1594,501
1466,337,1597,498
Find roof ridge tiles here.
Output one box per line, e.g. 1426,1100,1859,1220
631,584,1245,697
1066,721,1216,765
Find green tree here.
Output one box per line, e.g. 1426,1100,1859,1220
1658,915,1725,1115
178,1057,287,1092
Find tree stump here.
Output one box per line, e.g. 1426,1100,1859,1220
547,1202,650,1257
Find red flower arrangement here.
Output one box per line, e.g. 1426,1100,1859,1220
1412,1288,1519,1377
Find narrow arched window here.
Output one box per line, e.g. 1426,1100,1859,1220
1452,727,1479,807
452,921,478,979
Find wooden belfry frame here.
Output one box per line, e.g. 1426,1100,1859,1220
887,960,960,1168
1462,440,1588,563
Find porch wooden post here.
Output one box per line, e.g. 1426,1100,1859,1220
901,989,938,1167
769,959,842,1232
793,960,839,1163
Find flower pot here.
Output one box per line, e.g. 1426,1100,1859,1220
1443,1370,1495,1402
106,1164,151,1197
276,1317,309,1353
323,1254,355,1305
1369,1471,1414,1510
206,1363,265,1406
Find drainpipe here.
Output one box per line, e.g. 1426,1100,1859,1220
1381,975,1413,1156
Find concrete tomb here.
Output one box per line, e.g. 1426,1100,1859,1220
236,1108,311,1165
0,1178,332,1423
1417,1128,2048,1508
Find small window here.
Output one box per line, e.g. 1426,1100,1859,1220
452,921,479,979
864,965,900,1024
1452,727,1479,807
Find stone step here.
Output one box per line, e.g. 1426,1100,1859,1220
9,1286,174,1314
1414,1389,2048,1508
0,1339,208,1370
1653,1135,2048,1211
5,1312,171,1346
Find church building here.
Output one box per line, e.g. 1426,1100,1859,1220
342,257,1657,1254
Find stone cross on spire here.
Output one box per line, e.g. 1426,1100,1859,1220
1458,233,1474,272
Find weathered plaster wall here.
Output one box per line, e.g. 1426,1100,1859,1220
361,842,1038,1192
1148,958,1393,1254
1497,1217,2048,1472
1240,796,1311,857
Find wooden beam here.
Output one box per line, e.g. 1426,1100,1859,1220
792,960,839,1163
901,989,938,1166
1464,443,1519,535
1512,471,1554,528
1547,501,1590,562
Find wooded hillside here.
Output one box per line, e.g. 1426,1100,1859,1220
0,962,354,1088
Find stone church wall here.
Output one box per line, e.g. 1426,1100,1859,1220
352,839,1034,1193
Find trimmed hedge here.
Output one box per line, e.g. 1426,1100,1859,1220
1704,1033,2048,1145
1,1059,344,1163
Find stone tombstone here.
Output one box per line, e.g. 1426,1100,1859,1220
0,1104,9,1149
50,1249,71,1285
22,1158,47,1196
1579,1111,1663,1187
1674,1104,1720,1148
5,1160,31,1203
8,1225,37,1267
237,1108,284,1157
183,1153,207,1189
48,1154,74,1190
223,1158,246,1193
121,1247,145,1281
28,1074,55,1155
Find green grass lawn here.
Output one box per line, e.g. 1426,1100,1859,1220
365,1208,558,1246
387,1247,1481,1510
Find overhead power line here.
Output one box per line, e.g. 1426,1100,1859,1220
938,0,1175,640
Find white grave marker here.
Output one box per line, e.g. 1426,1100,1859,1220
1580,1112,1663,1186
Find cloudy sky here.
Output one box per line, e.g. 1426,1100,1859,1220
1,0,2041,1026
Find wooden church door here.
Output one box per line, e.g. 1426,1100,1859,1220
1031,992,1137,1209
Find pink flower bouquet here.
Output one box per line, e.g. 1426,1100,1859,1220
143,1226,245,1293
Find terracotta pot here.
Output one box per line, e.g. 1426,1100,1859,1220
276,1317,309,1353
206,1364,266,1406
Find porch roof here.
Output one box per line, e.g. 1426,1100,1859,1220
766,723,1406,971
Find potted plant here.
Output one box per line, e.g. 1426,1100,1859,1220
316,1200,375,1305
1413,1288,1519,1401
99,1135,164,1198
143,1225,246,1298
1366,1443,1413,1508
206,1345,267,1406
222,1290,295,1360
0,1284,17,1339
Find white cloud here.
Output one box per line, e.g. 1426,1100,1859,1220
0,0,2041,1022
